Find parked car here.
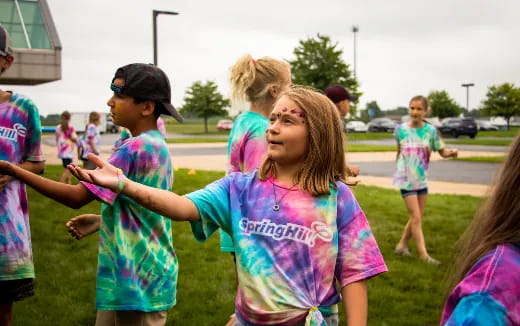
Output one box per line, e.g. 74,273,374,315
106,116,120,133
438,118,478,138
216,119,233,131
346,120,368,133
367,118,397,132
476,120,499,131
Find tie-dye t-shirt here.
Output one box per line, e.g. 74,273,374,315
81,130,177,311
393,123,444,190
227,111,268,174
441,243,520,325
81,123,101,159
0,92,43,280
221,111,269,252
55,124,76,159
187,172,387,325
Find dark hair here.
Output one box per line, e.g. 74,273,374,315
445,134,520,295
133,97,164,118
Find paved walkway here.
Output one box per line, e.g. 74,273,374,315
40,143,503,197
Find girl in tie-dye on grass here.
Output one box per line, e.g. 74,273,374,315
55,111,78,184
441,134,520,326
79,111,101,170
67,87,387,325
393,96,458,265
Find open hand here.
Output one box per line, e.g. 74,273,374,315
67,153,120,192
450,148,458,158
66,214,101,240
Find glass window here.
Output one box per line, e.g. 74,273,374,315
0,0,51,49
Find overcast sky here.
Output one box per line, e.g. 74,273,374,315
3,0,520,117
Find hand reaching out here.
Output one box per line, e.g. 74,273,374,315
66,214,101,240
67,153,120,192
0,161,13,191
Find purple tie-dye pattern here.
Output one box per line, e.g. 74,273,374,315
55,124,76,159
81,123,100,158
80,130,178,311
393,123,444,190
441,243,520,325
227,111,268,174
0,92,43,280
187,172,387,325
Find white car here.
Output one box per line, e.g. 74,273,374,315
346,120,368,133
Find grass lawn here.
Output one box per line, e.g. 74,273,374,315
455,156,505,163
347,143,396,152
445,138,512,146
15,166,482,325
165,117,231,135
346,132,394,141
478,127,520,138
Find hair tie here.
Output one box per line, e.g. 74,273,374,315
251,58,256,64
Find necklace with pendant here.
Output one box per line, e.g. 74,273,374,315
271,180,298,211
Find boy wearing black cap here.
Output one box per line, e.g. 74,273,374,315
0,63,183,325
324,84,360,177
0,25,45,325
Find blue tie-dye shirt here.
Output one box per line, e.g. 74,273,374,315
441,243,520,326
0,92,44,280
393,122,444,190
81,130,177,311
187,172,387,325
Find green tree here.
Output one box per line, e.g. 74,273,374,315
180,81,230,133
481,83,520,130
427,90,462,119
289,34,360,114
360,101,383,122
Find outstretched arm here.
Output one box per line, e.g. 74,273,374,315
439,148,458,158
66,214,101,240
0,160,44,191
68,154,200,221
342,280,368,326
0,160,94,209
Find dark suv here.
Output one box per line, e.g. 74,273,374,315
438,118,478,138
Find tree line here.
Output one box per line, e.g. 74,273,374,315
179,34,520,132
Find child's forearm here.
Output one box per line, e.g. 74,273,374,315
19,160,45,175
439,148,458,158
342,280,367,326
122,179,200,221
5,162,94,209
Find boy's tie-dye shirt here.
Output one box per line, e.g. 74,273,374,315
393,123,444,190
221,111,269,252
81,130,177,311
55,124,76,159
187,172,387,325
441,243,520,325
81,123,101,159
0,92,43,280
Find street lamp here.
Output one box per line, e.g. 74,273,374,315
461,83,475,111
352,25,359,78
153,10,178,66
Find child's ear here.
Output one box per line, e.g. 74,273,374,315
268,85,279,99
141,101,155,117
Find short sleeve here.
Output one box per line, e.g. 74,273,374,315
81,145,133,205
444,293,508,326
23,99,44,162
86,124,96,139
335,186,387,287
430,126,444,151
393,125,400,142
186,175,233,242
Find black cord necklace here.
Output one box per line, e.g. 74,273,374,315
271,181,298,211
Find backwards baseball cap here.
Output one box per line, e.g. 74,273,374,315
324,85,358,104
0,25,13,57
111,63,183,122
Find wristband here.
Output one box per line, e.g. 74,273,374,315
115,168,126,193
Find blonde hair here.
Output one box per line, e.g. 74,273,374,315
258,86,347,196
446,134,520,295
229,54,290,104
410,95,429,110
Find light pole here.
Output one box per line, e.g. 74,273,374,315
153,10,178,66
461,83,475,111
352,25,359,78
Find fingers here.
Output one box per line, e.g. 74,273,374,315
65,219,83,240
86,153,105,168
